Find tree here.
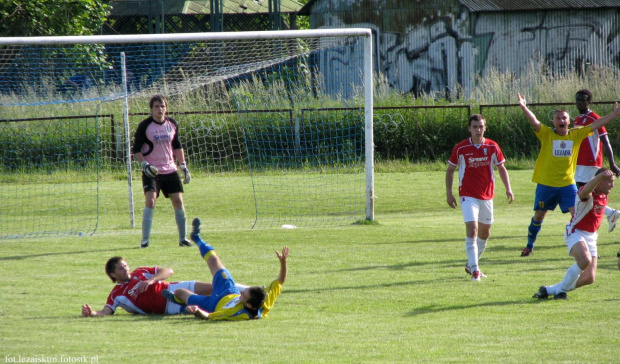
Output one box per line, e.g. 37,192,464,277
0,0,109,37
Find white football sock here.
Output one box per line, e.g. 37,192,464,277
465,237,478,271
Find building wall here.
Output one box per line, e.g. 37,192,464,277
307,0,620,98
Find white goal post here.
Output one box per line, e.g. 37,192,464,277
0,29,374,237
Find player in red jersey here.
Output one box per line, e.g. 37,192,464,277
574,89,620,232
132,94,192,249
533,168,615,299
446,114,514,281
81,257,212,316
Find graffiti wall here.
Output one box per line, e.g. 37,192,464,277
307,0,620,98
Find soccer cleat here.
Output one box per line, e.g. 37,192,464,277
140,239,149,249
608,209,620,232
532,286,548,299
179,239,192,247
465,265,487,278
161,289,177,303
471,271,481,281
553,292,568,300
521,247,532,257
190,217,201,242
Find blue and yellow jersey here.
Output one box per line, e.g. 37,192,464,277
532,124,592,187
259,279,282,318
208,279,283,321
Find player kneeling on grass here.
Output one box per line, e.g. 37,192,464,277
162,218,288,321
533,168,615,300
81,257,212,317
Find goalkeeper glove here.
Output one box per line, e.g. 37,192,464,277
141,161,158,178
180,162,191,184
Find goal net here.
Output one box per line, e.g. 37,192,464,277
0,29,374,238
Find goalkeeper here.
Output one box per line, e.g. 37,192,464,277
132,94,192,249
162,218,288,321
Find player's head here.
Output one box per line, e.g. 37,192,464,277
149,94,168,109
105,256,130,283
576,89,593,113
552,109,570,135
240,285,266,310
149,94,168,119
594,167,615,195
467,114,486,140
468,114,485,127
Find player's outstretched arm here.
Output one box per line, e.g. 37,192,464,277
276,246,289,285
600,135,620,176
590,102,620,131
445,164,458,208
496,164,514,204
517,93,542,132
81,304,113,317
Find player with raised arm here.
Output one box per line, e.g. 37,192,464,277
81,257,211,317
573,89,620,232
132,94,192,248
518,93,620,256
533,168,615,299
446,114,514,281
162,218,288,321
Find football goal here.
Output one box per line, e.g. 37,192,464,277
0,29,374,238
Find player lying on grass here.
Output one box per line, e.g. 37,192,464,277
533,168,615,300
81,257,213,317
162,218,289,321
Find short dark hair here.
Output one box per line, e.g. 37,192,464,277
246,286,266,310
149,94,167,109
105,256,124,283
576,89,593,102
468,114,485,127
595,167,610,176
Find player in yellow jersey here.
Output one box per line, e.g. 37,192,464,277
518,93,620,256
163,217,288,321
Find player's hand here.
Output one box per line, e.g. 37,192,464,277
180,162,191,184
517,93,527,108
141,161,158,178
81,304,93,317
276,246,289,262
135,280,153,294
506,189,514,204
446,194,457,209
610,164,620,177
186,305,210,320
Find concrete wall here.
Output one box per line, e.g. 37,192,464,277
306,0,620,98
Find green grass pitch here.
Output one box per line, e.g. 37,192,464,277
1,170,619,363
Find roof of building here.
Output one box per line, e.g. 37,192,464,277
298,0,620,15
459,0,620,12
110,0,303,16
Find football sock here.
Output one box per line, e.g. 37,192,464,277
465,237,479,271
604,206,613,217
192,234,215,260
559,263,582,293
527,218,543,249
477,238,487,260
174,208,187,242
142,207,154,242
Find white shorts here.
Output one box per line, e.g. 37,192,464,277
460,197,493,224
564,228,598,257
164,281,196,315
574,166,599,184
